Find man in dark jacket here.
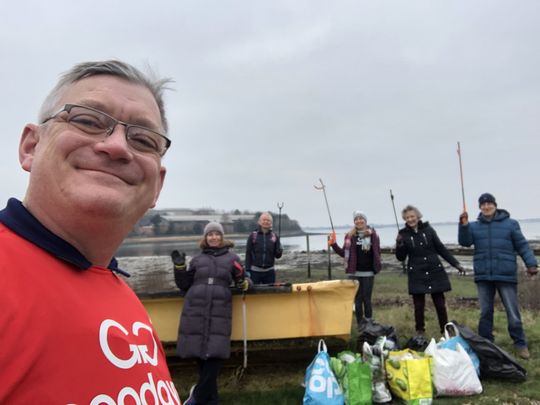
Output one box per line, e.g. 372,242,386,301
245,212,283,284
459,193,538,360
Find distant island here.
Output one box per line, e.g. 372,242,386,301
128,207,303,238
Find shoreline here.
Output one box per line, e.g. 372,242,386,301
120,234,540,256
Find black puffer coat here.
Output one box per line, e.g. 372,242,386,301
396,221,459,295
175,241,244,360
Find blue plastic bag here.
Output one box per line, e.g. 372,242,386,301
303,340,344,405
440,322,480,376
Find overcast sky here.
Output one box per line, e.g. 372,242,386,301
1,1,538,228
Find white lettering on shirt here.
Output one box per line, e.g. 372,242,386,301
99,319,158,369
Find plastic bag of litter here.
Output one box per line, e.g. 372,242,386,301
425,338,482,397
362,336,392,403
450,320,527,382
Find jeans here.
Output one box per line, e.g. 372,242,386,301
476,281,527,348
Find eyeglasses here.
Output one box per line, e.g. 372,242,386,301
42,104,171,156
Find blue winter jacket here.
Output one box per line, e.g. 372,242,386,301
458,209,537,283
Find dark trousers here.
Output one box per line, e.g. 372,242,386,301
249,269,275,284
412,292,448,333
193,358,222,404
350,276,374,324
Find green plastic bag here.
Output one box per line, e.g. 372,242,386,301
344,362,372,405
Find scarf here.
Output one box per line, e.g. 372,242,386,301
356,229,372,251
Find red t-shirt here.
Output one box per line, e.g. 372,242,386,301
0,223,180,404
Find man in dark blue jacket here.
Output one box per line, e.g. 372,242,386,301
459,193,538,359
245,212,283,284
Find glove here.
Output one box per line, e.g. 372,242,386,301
459,211,469,225
396,234,404,247
171,250,186,270
456,264,466,275
328,231,337,246
526,267,538,276
239,279,251,291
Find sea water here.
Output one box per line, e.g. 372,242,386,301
116,220,540,257
283,220,540,251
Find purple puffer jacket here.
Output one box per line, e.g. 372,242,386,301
175,241,244,360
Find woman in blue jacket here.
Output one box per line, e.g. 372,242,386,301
459,193,538,360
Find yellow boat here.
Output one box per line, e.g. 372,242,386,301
140,279,358,344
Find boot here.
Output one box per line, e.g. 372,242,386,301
518,347,530,360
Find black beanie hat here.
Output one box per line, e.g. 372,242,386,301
478,193,497,207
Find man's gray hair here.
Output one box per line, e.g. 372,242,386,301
259,212,273,220
401,205,423,220
38,60,173,132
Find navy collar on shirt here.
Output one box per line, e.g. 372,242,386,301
0,198,130,277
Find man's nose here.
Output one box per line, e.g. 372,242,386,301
95,124,133,159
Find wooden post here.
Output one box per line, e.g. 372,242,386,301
306,234,311,278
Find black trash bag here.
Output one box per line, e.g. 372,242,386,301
358,319,399,349
450,320,527,382
404,335,429,352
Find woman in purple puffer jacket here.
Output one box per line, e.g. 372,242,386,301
173,221,250,405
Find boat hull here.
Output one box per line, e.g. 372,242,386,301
141,279,358,343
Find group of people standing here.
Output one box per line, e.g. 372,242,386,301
329,192,537,362
172,193,538,403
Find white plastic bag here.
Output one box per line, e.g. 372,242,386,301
425,338,482,397
440,322,480,376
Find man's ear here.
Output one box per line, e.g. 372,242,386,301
19,124,41,172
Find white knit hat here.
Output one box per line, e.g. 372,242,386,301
203,221,224,236
353,210,367,221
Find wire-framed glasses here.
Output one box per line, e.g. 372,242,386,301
42,103,171,156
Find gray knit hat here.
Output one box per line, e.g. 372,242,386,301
203,221,224,236
353,210,367,222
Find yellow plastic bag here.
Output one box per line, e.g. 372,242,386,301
385,349,433,405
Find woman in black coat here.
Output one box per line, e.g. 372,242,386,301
173,222,250,405
396,205,465,335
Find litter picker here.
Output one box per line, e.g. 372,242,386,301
242,292,248,369
390,189,400,232
314,178,335,233
390,189,407,274
277,202,284,237
457,142,467,212
314,178,334,280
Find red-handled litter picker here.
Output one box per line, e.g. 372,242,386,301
314,178,335,233
314,178,334,280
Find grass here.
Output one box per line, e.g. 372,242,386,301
171,265,540,404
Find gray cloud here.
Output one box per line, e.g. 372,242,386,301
1,0,538,229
